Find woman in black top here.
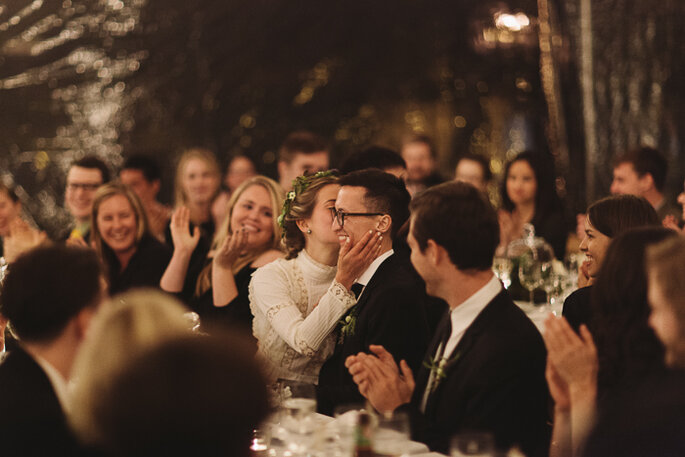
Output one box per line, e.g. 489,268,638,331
563,195,659,331
161,175,284,333
91,183,171,295
162,148,222,296
498,151,569,259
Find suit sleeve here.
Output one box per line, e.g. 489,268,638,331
364,281,430,373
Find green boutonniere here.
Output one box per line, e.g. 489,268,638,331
338,305,360,344
423,350,461,394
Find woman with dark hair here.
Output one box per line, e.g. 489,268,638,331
563,195,659,330
249,172,381,384
544,227,676,457
498,151,569,259
91,183,171,295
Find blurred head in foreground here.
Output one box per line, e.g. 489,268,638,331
647,235,685,369
83,333,269,457
69,289,192,445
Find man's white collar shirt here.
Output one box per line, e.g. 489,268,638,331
420,274,502,412
32,353,71,414
443,274,502,360
355,248,394,290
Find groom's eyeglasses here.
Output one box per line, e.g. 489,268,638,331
330,208,385,227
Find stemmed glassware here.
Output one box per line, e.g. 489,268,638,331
541,261,563,313
518,253,543,304
492,256,513,289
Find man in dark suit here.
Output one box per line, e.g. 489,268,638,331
346,182,549,456
0,245,104,456
316,170,430,415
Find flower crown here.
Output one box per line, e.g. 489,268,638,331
277,170,336,233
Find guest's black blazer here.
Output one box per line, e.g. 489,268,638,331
0,346,83,456
316,253,430,415
410,290,550,457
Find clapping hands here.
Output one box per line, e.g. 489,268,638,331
213,227,248,270
345,345,415,413
170,207,200,254
543,316,598,408
4,218,47,262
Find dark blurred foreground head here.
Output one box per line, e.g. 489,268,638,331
90,334,269,457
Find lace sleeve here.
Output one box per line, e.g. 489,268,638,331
250,264,356,356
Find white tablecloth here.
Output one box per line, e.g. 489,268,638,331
514,299,562,333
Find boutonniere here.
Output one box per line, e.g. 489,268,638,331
337,306,360,344
423,350,461,394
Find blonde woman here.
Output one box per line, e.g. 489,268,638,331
161,176,284,332
250,172,382,384
91,183,171,295
69,289,193,447
169,147,221,240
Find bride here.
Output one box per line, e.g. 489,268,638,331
250,171,382,384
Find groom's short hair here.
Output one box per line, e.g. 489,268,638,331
410,181,499,270
338,169,411,240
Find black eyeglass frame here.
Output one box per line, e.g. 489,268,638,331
330,208,385,227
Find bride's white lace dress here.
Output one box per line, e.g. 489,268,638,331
249,250,356,385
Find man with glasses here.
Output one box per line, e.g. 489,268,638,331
62,156,110,243
345,182,549,456
316,169,430,415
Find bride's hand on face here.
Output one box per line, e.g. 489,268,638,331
335,230,383,290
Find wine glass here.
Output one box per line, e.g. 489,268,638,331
564,252,584,288
541,261,562,313
492,256,513,289
518,254,543,304
450,432,494,457
372,411,411,457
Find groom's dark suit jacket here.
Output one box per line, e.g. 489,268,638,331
0,345,83,457
410,290,550,457
317,253,430,415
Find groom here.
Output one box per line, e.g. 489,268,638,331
316,169,430,415
346,182,549,456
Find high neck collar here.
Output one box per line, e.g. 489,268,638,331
298,249,337,278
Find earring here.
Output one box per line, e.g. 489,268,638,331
307,229,312,234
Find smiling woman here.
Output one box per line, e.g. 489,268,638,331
161,176,284,337
91,183,172,296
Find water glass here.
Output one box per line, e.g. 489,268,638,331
450,432,495,457
279,381,317,457
372,411,411,457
